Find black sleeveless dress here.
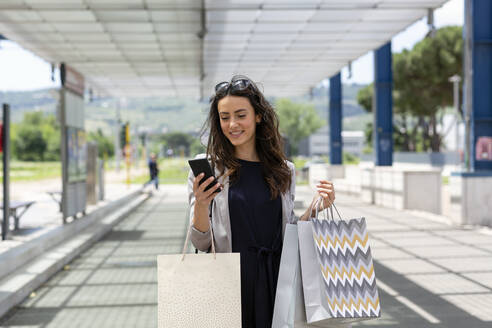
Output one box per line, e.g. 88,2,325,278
229,159,283,328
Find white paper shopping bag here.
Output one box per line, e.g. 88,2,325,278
157,219,241,327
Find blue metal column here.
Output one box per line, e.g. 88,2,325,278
374,42,393,166
329,73,342,164
469,0,492,171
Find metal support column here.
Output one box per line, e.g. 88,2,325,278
465,0,492,171
329,73,342,164
2,104,10,240
374,42,393,166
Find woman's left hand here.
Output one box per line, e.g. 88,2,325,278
301,180,336,221
314,180,335,212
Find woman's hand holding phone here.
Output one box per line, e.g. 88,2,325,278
192,173,222,233
192,173,222,208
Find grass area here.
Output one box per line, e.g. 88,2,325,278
343,152,360,165
1,161,61,182
131,157,190,185
292,156,309,185
292,157,308,170
133,156,316,186
296,178,308,186
3,156,359,186
0,158,189,184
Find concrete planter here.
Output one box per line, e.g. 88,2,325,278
362,167,442,214
450,172,492,226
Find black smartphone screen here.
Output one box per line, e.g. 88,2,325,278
188,158,220,192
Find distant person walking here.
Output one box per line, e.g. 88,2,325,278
146,153,159,190
188,75,338,328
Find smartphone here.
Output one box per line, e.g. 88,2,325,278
188,158,220,192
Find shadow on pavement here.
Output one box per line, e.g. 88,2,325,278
354,261,492,328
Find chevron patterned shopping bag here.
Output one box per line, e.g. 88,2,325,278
298,202,380,326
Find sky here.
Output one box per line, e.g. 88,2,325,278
341,0,463,84
0,0,463,92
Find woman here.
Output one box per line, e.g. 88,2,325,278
188,75,335,328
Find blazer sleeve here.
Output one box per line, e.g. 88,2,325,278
187,155,212,252
288,161,299,223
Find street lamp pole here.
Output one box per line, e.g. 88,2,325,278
115,98,121,172
449,75,462,162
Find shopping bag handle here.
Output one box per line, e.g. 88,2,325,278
312,196,342,221
181,201,216,261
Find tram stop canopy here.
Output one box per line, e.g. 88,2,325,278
0,0,448,98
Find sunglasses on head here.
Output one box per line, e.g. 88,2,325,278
214,79,255,94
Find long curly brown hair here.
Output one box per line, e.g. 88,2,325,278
203,75,291,199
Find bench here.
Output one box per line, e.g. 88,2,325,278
46,191,62,212
0,200,36,230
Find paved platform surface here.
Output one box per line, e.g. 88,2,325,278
0,184,491,327
0,183,144,258
0,165,149,254
0,165,148,240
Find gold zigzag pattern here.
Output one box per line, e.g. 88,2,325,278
321,264,374,281
326,295,380,313
314,232,369,250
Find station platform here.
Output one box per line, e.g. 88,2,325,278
0,184,491,327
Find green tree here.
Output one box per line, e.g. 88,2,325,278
11,112,60,161
161,132,195,156
276,98,324,155
22,111,44,125
356,84,373,113
190,138,206,157
88,129,114,158
14,125,47,161
41,115,60,161
361,121,410,152
357,26,463,152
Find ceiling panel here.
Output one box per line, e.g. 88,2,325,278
207,9,259,22
0,0,450,98
86,0,144,9
151,10,200,21
39,10,97,22
0,1,27,9
0,10,43,21
310,9,367,21
254,22,306,33
147,0,200,10
51,22,105,33
207,23,254,33
153,22,200,33
257,10,315,22
25,0,86,7
94,10,148,22
4,22,55,32
104,22,153,33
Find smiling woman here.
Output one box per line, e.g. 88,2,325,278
218,97,261,161
205,76,292,199
187,75,338,328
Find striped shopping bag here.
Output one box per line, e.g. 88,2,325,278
298,201,380,326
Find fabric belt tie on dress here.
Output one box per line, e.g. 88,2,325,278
241,203,282,327
247,245,281,317
248,245,278,259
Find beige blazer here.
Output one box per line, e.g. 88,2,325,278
188,154,297,252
